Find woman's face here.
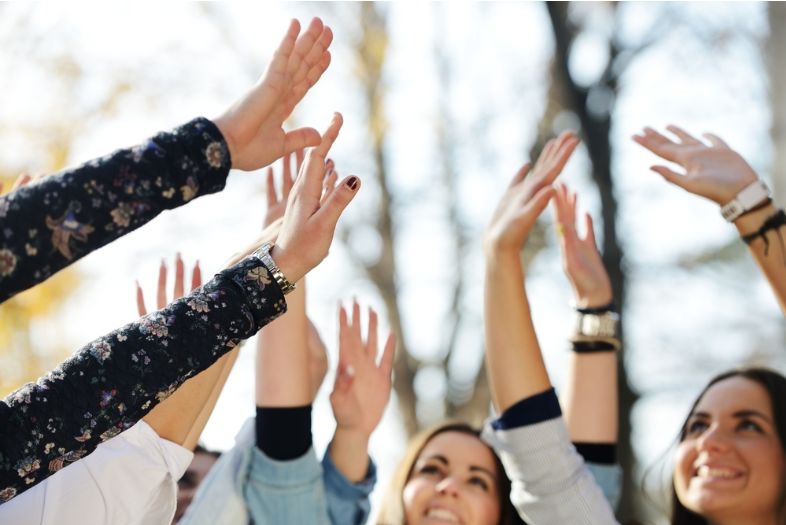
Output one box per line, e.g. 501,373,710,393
403,431,502,525
674,376,786,523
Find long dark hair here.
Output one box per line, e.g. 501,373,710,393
670,367,786,525
376,421,525,525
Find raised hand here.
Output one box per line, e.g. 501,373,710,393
136,253,202,316
271,113,360,283
330,301,396,439
484,131,580,254
264,150,301,228
632,125,759,205
214,18,333,171
552,184,612,308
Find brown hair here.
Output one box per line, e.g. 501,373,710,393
670,367,786,525
375,421,524,525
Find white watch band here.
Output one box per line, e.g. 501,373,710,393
720,180,770,222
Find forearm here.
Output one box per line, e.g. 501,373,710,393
562,352,618,443
328,428,370,483
256,283,310,406
0,256,285,502
0,118,230,303
484,250,551,413
734,202,786,314
143,346,240,450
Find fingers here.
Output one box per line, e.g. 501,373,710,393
173,253,185,300
156,259,167,310
314,174,360,230
351,299,361,333
265,167,277,207
312,113,343,161
136,281,147,317
282,153,295,198
523,185,557,223
11,173,33,190
293,25,333,87
367,307,379,359
191,261,202,290
295,148,305,172
583,212,598,248
321,160,338,206
632,127,682,163
287,18,325,80
543,132,580,184
508,163,531,189
665,125,702,145
703,132,730,149
650,165,688,189
380,333,396,379
283,127,322,157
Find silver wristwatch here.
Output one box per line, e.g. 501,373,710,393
573,310,619,338
720,180,770,222
251,243,296,295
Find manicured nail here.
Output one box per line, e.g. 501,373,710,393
346,176,359,190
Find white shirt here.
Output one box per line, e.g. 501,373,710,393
0,420,193,525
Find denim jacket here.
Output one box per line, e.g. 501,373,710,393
179,419,375,525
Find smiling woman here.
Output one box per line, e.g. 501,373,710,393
671,368,786,525
376,422,522,525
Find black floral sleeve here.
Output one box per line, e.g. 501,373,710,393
0,255,287,503
0,117,231,303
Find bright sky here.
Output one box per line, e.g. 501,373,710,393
1,2,783,522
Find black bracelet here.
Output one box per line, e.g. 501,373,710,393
576,301,616,315
571,340,618,353
742,209,786,256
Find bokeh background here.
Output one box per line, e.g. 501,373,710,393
1,2,785,522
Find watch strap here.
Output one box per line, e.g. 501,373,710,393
720,180,770,222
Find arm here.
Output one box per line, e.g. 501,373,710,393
326,302,395,523
482,132,618,524
0,111,360,503
633,125,786,313
552,184,617,444
0,17,333,304
140,254,240,451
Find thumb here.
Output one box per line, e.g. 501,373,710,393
283,127,321,156
315,175,360,229
523,185,556,222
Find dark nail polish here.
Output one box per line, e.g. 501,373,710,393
346,176,359,190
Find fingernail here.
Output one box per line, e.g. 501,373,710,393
346,176,359,190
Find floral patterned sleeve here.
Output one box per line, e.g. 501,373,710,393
0,117,231,303
0,255,287,504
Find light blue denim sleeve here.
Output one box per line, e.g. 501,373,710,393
585,462,622,511
244,446,331,525
321,451,377,525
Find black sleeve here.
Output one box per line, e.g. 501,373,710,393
255,405,313,461
0,117,231,303
0,256,286,504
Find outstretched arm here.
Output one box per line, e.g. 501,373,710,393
483,132,579,412
552,184,618,445
482,133,618,524
633,125,786,314
140,254,240,451
0,112,359,502
0,17,333,303
329,302,396,482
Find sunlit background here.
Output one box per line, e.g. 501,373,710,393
1,2,785,522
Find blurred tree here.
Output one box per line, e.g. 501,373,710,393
768,3,786,205
545,2,637,519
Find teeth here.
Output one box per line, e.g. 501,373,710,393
696,465,738,479
426,508,459,522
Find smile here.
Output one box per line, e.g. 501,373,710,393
693,465,743,481
425,507,461,523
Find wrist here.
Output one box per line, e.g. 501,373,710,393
269,245,305,286
333,426,371,448
574,291,613,310
733,202,778,236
